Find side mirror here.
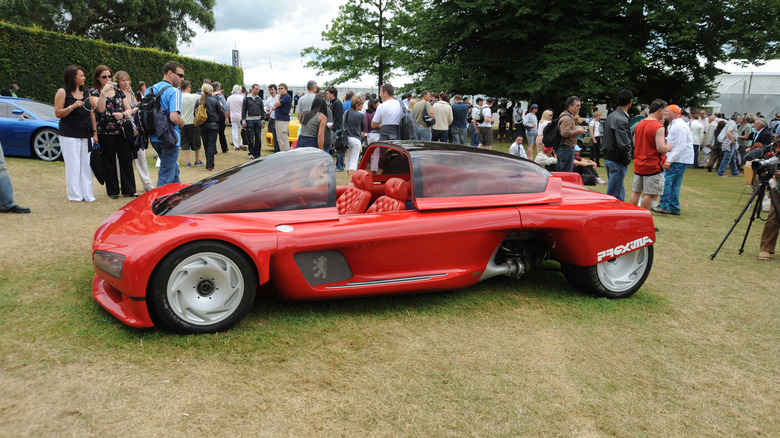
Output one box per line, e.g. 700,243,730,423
12,109,24,119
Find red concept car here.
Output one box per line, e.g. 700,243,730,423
92,142,656,334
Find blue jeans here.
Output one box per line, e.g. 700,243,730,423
297,136,318,148
717,146,740,176
556,146,575,172
451,127,467,145
469,124,480,146
416,127,432,141
432,129,448,142
659,162,688,214
152,142,180,187
335,152,345,170
0,145,17,209
246,119,263,158
604,159,628,201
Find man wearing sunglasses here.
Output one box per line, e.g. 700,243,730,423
147,61,185,186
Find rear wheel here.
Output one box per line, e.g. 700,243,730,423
31,128,61,161
150,241,257,333
561,245,653,298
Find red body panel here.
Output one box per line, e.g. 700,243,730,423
92,144,655,330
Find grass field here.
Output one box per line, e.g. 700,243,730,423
1,131,779,436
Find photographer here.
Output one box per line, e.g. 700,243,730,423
758,160,780,261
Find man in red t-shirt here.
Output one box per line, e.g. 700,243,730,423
629,99,673,209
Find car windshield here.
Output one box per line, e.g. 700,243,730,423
16,100,57,120
154,148,336,215
409,147,550,197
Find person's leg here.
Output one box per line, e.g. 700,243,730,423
0,143,17,209
591,138,601,167
759,188,780,256
218,113,228,152
155,143,180,187
61,136,82,201
276,120,290,151
100,135,120,196
346,136,361,177
659,163,686,213
117,139,137,195
556,147,574,172
78,138,96,201
604,160,627,201
717,147,732,176
270,120,279,153
134,148,154,191
729,150,740,175
206,125,218,169
692,144,700,168
230,117,242,149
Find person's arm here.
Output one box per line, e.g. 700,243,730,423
317,114,327,149
654,127,670,153
727,128,735,141
241,98,248,125
54,88,80,118
95,84,112,113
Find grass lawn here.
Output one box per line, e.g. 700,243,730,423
1,131,778,436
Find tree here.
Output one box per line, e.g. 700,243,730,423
0,0,215,53
301,0,410,90
404,0,780,112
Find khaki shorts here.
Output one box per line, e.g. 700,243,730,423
478,127,493,146
632,172,664,195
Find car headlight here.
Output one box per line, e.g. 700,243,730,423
93,251,125,280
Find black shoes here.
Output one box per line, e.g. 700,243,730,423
0,205,31,213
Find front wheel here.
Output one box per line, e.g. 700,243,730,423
150,241,257,333
31,128,61,161
561,245,653,298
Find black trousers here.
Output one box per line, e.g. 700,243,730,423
218,113,228,152
99,133,136,196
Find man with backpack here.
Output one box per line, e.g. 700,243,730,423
145,61,185,187
557,96,586,172
602,89,633,200
471,97,484,146
477,97,496,149
371,83,404,140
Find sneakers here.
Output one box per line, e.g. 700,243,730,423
596,177,607,185
651,205,680,215
758,251,771,261
194,160,204,166
186,162,192,168
155,158,161,167
248,154,255,159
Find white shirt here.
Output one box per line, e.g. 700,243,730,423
373,98,403,126
523,112,538,132
226,93,244,120
509,142,528,159
478,106,493,128
666,118,694,164
689,119,704,145
265,94,276,119
589,119,601,137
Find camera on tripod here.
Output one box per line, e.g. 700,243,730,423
751,156,779,182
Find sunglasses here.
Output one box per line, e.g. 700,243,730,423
100,75,112,79
174,72,184,78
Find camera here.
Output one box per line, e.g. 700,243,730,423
751,156,779,182
110,81,118,88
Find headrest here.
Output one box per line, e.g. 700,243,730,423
384,178,409,202
351,169,373,190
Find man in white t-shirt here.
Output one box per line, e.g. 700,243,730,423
371,83,403,141
265,84,278,152
477,97,495,149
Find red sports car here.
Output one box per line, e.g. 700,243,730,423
92,142,655,334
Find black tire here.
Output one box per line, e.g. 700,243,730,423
149,241,257,333
561,245,653,298
31,128,61,161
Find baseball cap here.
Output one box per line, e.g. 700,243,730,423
530,103,538,108
574,145,582,152
668,104,682,116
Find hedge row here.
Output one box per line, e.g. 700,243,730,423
0,22,243,102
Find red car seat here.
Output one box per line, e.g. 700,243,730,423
367,178,409,213
337,169,373,214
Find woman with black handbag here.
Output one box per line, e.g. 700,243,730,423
116,71,154,192
89,65,136,198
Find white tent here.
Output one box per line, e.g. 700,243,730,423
713,69,780,117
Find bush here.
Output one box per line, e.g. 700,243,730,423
0,22,243,101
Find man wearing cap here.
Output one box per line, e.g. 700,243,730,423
523,104,539,158
652,104,694,215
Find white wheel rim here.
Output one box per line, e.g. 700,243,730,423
34,130,61,161
596,246,649,293
166,252,245,326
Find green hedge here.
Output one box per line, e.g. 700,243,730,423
0,22,243,102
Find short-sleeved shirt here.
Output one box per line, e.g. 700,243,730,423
343,109,365,139
265,95,276,119
275,94,292,121
373,99,403,126
589,119,601,137
297,93,316,117
737,123,753,148
451,102,469,129
180,92,199,125
478,106,493,128
226,93,244,120
147,80,181,146
413,100,433,128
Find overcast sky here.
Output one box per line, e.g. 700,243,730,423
179,0,779,90
179,0,385,89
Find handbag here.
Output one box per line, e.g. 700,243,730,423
89,141,105,185
334,111,350,155
122,118,136,145
194,104,208,126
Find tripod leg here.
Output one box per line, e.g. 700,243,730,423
711,183,765,260
738,184,767,254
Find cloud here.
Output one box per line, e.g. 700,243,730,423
212,0,276,31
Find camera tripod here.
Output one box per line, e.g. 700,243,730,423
711,175,780,260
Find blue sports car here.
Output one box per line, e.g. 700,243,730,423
0,97,61,161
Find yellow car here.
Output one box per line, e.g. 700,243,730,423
265,119,302,148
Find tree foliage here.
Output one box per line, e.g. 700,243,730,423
402,0,780,111
301,0,410,90
0,0,215,53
